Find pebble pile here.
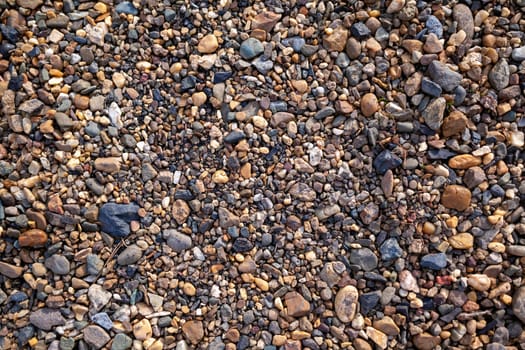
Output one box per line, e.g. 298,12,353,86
0,0,525,349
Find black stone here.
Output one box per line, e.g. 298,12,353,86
350,22,371,40
99,203,140,238
232,237,253,252
224,130,246,144
359,291,381,315
373,150,402,174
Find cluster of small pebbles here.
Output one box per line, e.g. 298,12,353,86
0,0,525,349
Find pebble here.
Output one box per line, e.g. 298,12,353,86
361,93,379,117
512,287,525,323
448,233,474,249
18,229,47,247
88,285,112,312
240,38,264,59
163,229,192,252
489,59,510,91
117,244,142,265
442,111,468,137
29,309,66,330
44,255,70,275
441,185,471,211
83,325,111,349
350,248,378,271
182,320,204,344
133,319,152,340
334,285,359,323
99,203,140,238
427,61,462,92
421,253,447,270
373,150,402,174
422,97,446,131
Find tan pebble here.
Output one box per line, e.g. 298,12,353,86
112,72,126,88
197,34,219,53
291,80,308,93
182,320,204,344
448,233,474,250
446,216,458,228
183,282,196,296
240,163,251,179
94,2,108,13
448,155,481,169
212,170,229,184
251,116,268,129
361,93,379,117
488,242,505,253
94,157,121,173
467,274,491,292
441,185,471,211
133,319,152,340
191,92,207,107
422,222,436,235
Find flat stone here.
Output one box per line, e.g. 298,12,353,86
442,111,468,137
16,0,43,9
285,292,311,317
422,97,446,131
163,229,192,252
111,334,133,350
366,327,388,349
350,248,378,271
506,246,525,256
83,325,110,349
240,38,264,59
251,11,281,32
449,233,474,249
115,1,138,15
29,308,65,330
463,166,486,189
427,61,462,92
448,154,481,169
94,157,121,173
218,207,239,228
182,320,204,344
88,285,112,312
19,99,44,115
54,112,75,132
421,253,447,270
91,312,113,330
117,244,142,265
441,185,471,211
99,202,140,238
44,254,70,275
172,199,190,224
373,316,400,336
334,285,359,323
488,59,510,91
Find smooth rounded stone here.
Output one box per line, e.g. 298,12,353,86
212,170,229,184
111,334,132,350
182,320,204,344
361,93,379,117
99,203,140,238
44,254,70,275
29,308,66,330
467,274,491,291
172,199,190,224
16,0,43,9
350,248,378,271
323,26,348,52
426,15,443,38
442,110,467,137
163,229,192,252
449,233,474,249
512,47,525,61
512,287,525,323
448,155,481,169
88,285,112,312
223,130,246,144
334,285,359,323
379,238,403,261
59,337,75,350
373,150,402,174
381,170,394,197
197,34,219,54
85,121,101,137
91,312,113,330
83,325,110,349
94,157,121,173
353,338,373,350
421,78,442,97
240,38,264,59
423,33,442,53
133,319,152,340
420,253,447,270
422,97,446,130
346,37,361,59
427,61,462,92
117,244,142,265
463,167,486,189
19,228,47,247
488,59,510,92
121,134,137,148
115,1,138,15
315,106,335,120
441,185,471,211
413,333,441,350
507,246,525,256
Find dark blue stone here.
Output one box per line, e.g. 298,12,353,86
99,203,140,238
428,148,456,160
224,130,246,144
213,71,233,83
379,238,403,261
116,1,139,15
490,184,505,197
164,9,177,22
426,15,443,38
0,24,19,44
373,150,402,175
350,22,371,40
421,77,442,97
359,291,381,315
233,238,253,252
421,253,447,270
181,76,197,91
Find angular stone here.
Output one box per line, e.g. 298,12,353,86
413,333,441,350
19,229,47,247
285,292,311,317
373,316,400,336
94,157,121,173
271,112,294,126
323,26,348,52
251,11,281,32
182,320,204,344
441,185,471,211
334,285,359,323
198,34,219,54
172,199,190,224
88,284,112,312
453,4,474,41
463,166,486,189
467,274,491,292
399,270,419,292
289,182,316,202
422,97,446,131
442,111,468,137
421,253,447,270
218,207,239,228
19,99,44,116
17,0,43,9
99,203,140,238
350,248,378,271
45,255,70,275
449,233,474,249
427,61,462,92
133,319,152,340
366,327,388,349
489,59,510,91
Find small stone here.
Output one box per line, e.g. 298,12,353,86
373,316,400,336
421,77,442,97
285,292,311,317
427,61,462,92
219,208,239,228
19,229,47,247
164,230,192,252
453,4,474,41
506,246,525,256
133,319,152,340
271,112,294,126
83,325,110,349
54,112,75,132
420,253,447,270
172,199,190,225
422,97,446,131
111,334,133,350
73,95,90,110
86,254,104,275
442,111,468,137
141,163,158,182
212,170,229,184
386,0,405,13
112,72,126,88
353,339,373,350
90,95,105,111
413,333,441,350
463,167,486,189
17,0,43,9
379,238,403,261
334,285,359,323
346,37,361,59
198,34,219,54
366,327,388,349
117,244,142,265
29,308,65,330
399,270,420,292
99,203,139,238
441,185,471,211
19,99,44,116
232,237,253,252
94,158,121,173
91,312,113,330
448,155,481,169
512,287,525,323
240,38,264,59
449,233,474,249
0,262,23,279
489,59,510,91
88,284,112,312
361,93,379,117
115,1,138,15
323,26,348,52
351,22,371,40
426,15,443,38
467,274,491,292
381,170,394,197
373,150,402,174
44,255,70,275
182,320,204,344
511,47,525,61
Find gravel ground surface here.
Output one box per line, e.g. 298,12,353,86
1,0,525,349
